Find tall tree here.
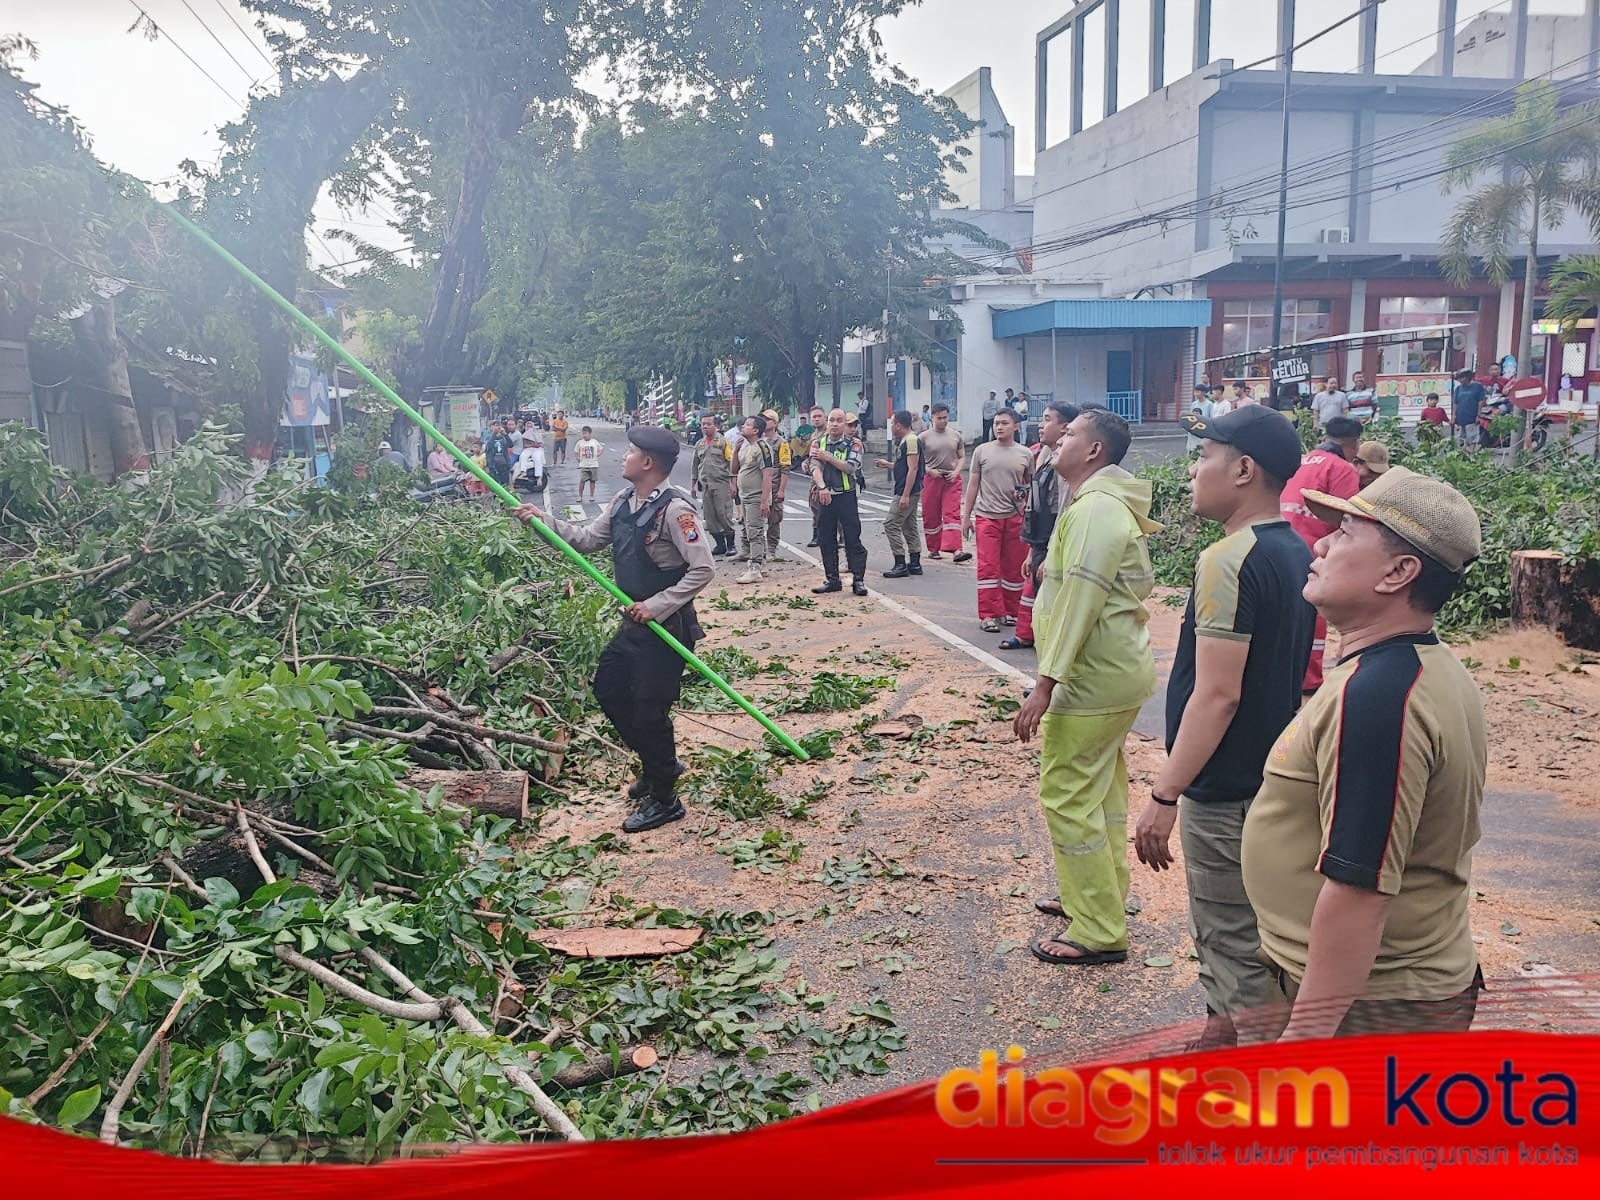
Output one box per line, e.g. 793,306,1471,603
1441,81,1600,410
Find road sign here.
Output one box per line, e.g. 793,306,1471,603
1507,375,1546,411
1271,356,1311,385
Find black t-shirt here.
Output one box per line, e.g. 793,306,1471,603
1165,519,1316,804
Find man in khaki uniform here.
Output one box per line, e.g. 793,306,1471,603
1242,466,1486,1038
691,414,736,556
734,414,774,584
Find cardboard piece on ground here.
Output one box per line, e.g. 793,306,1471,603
530,926,704,959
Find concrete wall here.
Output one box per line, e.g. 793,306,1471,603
943,67,1015,212
1031,66,1218,293
1202,105,1357,250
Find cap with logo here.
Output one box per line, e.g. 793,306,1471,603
1355,441,1391,474
627,424,681,466
1180,405,1304,483
1302,465,1481,573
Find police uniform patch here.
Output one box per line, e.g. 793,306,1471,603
676,512,701,542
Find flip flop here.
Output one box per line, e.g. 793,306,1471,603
952,551,973,563
998,637,1033,651
980,618,1002,633
1033,898,1066,918
1030,934,1127,966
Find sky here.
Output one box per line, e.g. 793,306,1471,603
8,0,1070,268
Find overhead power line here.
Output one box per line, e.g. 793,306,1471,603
208,0,276,71
177,0,259,88
124,0,245,109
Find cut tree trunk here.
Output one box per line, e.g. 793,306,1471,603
548,1045,659,1090
177,829,339,900
404,768,529,821
1511,549,1600,650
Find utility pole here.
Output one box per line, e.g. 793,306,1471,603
1268,37,1293,406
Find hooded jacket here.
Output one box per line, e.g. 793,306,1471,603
1032,465,1161,716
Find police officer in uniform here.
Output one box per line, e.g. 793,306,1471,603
691,413,737,556
513,426,713,832
809,407,869,596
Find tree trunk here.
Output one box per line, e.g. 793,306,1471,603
404,84,524,401
1512,549,1600,650
71,298,150,477
403,768,529,822
219,70,386,465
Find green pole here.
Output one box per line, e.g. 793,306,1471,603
164,206,809,761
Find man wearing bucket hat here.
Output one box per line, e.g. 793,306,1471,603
1242,466,1487,1039
1353,440,1390,490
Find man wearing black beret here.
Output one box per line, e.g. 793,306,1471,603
514,425,712,832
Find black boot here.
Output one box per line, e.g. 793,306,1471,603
629,758,686,800
882,556,910,579
813,578,842,594
907,555,923,576
852,577,869,596
623,785,686,834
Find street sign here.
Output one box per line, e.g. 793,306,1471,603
1271,356,1311,385
1507,375,1546,411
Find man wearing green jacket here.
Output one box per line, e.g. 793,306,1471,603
1014,406,1160,966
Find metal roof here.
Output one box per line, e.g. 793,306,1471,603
992,299,1213,339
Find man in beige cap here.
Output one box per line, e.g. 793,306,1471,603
1353,440,1390,490
1242,466,1486,1039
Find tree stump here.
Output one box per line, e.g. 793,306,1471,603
1511,550,1600,650
404,769,529,822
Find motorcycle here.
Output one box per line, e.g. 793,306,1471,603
1478,397,1554,450
511,444,547,493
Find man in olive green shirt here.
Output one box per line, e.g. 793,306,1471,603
1014,407,1160,965
1243,466,1486,1038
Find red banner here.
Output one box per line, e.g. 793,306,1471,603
4,1028,1597,1196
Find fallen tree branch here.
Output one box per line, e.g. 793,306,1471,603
0,554,133,601
341,718,438,746
295,654,432,688
357,946,584,1141
548,1046,659,1091
132,590,226,645
364,705,563,752
99,984,196,1145
272,946,443,1022
234,802,276,886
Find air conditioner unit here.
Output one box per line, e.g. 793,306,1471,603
1319,226,1351,244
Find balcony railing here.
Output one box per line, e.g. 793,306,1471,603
1105,391,1143,424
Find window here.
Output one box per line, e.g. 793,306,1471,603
1292,0,1362,74
1080,2,1108,130
1164,0,1197,85
1220,299,1334,377
1453,1,1516,78
1043,26,1074,146
1377,0,1445,75
1117,0,1152,111
913,361,923,391
1210,0,1281,71
1376,297,1480,375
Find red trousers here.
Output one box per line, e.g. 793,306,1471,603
1016,556,1041,643
922,474,964,553
976,514,1027,620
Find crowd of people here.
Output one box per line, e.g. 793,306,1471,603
499,383,1490,1042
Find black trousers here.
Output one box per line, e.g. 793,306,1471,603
591,621,690,787
816,491,867,582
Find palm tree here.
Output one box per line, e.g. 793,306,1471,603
1441,81,1600,443
1544,254,1600,335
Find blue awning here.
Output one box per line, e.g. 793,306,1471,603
992,299,1213,340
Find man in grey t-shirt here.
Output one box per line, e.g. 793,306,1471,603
1311,378,1349,431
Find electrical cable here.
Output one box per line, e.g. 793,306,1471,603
123,0,245,109
175,0,259,89
209,0,276,71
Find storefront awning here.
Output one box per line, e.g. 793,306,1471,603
991,299,1213,340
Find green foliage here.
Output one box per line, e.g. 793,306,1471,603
717,829,803,873
0,433,902,1156
779,671,894,715
686,747,785,822
1140,427,1600,635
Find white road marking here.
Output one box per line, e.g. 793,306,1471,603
777,538,1033,689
